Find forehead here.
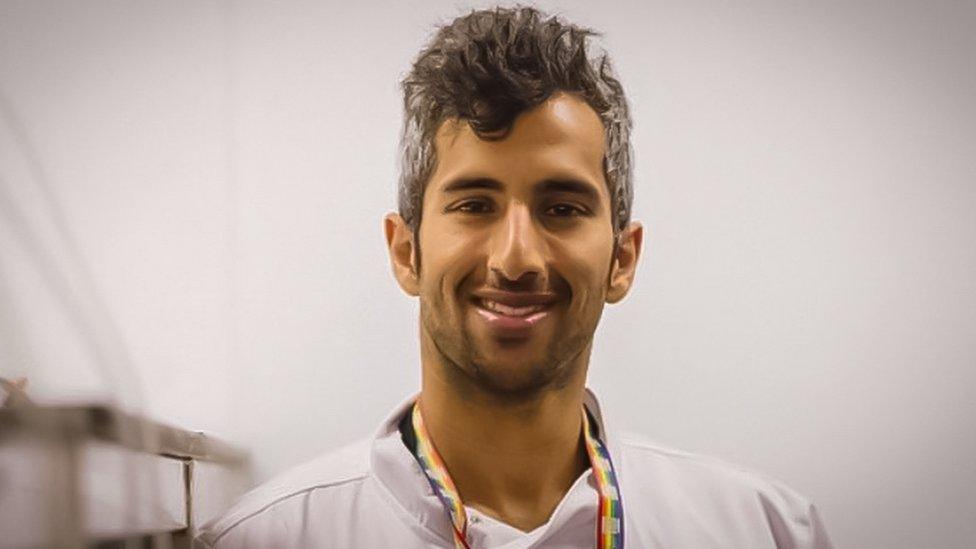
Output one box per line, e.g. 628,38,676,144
428,93,608,198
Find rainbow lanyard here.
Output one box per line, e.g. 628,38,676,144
410,403,624,549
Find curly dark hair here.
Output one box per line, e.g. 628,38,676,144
398,6,633,235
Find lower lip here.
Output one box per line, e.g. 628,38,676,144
474,304,551,337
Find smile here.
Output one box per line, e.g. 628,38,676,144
471,294,558,336
478,298,548,317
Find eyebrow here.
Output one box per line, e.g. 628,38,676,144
440,177,601,201
441,177,503,193
537,178,601,202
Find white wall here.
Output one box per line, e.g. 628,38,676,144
2,1,974,547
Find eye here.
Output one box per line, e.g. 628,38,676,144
450,198,494,214
545,203,587,217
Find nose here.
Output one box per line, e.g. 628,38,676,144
487,202,548,288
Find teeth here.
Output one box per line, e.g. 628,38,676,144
480,299,545,317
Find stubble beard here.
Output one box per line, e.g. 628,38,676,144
420,296,597,404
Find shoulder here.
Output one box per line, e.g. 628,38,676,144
618,433,809,502
615,434,833,548
194,438,372,548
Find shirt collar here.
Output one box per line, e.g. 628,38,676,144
368,387,620,545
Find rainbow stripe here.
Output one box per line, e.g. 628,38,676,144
583,407,625,548
410,402,624,548
412,404,471,549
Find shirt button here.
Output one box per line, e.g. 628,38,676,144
469,514,480,524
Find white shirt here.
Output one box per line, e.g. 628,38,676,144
195,390,834,548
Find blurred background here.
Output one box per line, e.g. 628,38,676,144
1,1,974,547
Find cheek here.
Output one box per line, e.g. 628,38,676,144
418,220,487,299
552,229,615,301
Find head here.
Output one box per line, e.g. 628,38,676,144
385,6,642,401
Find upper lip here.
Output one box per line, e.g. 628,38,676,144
471,289,561,307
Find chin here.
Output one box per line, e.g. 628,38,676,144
465,353,570,396
469,368,554,400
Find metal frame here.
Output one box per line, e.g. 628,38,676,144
0,405,248,548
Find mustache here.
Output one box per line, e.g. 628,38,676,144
468,272,572,301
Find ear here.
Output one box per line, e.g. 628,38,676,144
606,221,643,304
384,212,420,296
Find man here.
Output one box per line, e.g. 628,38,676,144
196,7,833,548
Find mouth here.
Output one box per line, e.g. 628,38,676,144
477,298,550,317
470,292,560,337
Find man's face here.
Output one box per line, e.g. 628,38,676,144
387,93,641,398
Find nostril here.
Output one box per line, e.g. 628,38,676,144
489,269,544,292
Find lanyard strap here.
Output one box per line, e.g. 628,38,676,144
411,404,471,548
410,403,624,549
582,406,624,548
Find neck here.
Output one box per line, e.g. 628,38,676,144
417,335,592,532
